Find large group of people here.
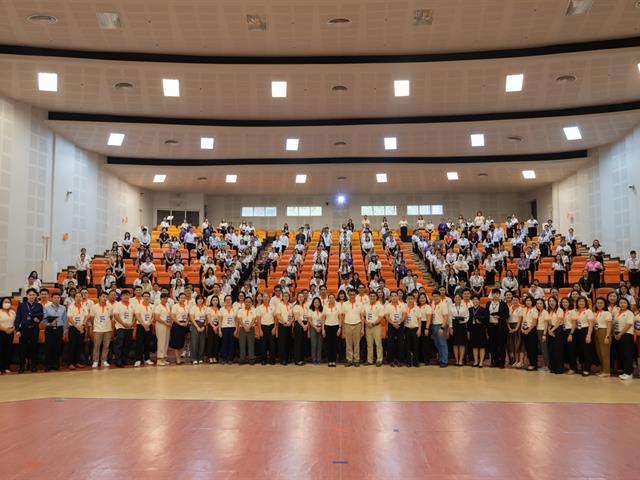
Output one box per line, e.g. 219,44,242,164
0,213,638,382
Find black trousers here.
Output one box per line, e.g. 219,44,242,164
615,334,635,375
524,330,538,369
44,326,63,370
77,270,88,287
114,328,133,366
324,325,339,363
278,325,292,364
0,331,13,371
19,326,39,371
205,326,220,360
488,323,507,367
420,321,433,364
135,325,153,361
68,327,85,365
553,270,564,289
387,325,405,363
540,243,549,257
293,323,307,363
574,329,593,373
404,327,419,365
547,328,565,374
261,325,276,364
564,331,578,371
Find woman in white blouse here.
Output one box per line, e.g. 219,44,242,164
613,297,635,380
592,297,612,377
520,296,539,371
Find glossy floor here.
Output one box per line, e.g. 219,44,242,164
1,398,639,479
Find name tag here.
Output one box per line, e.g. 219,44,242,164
144,313,151,322
99,315,106,324
197,316,205,325
243,318,250,327
225,316,235,327
393,313,400,321
181,314,188,323
74,316,81,325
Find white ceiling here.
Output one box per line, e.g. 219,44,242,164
1,49,640,119
105,158,590,195
1,0,639,56
47,111,639,159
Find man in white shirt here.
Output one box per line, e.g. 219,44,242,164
138,227,151,248
625,250,640,297
430,290,450,367
342,290,364,367
112,290,136,368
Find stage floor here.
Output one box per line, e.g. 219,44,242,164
1,366,639,479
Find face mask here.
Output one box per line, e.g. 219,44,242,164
2,302,10,309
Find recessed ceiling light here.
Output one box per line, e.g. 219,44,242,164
394,80,410,97
200,137,215,150
226,174,237,183
384,137,397,150
556,74,577,84
114,82,134,90
333,141,347,148
413,9,434,26
286,138,299,151
507,135,525,143
271,81,287,98
162,79,180,97
246,14,267,31
563,126,582,140
522,170,536,179
505,73,524,92
96,12,122,29
295,174,307,184
328,17,352,25
470,133,485,147
164,139,178,146
376,173,388,183
447,172,459,181
566,0,594,16
331,85,348,94
153,174,166,183
337,195,346,204
26,14,58,24
37,72,58,92
107,133,125,146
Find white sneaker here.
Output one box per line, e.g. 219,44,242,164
198,360,203,364
192,360,198,365
145,360,154,366
156,360,166,366
619,374,633,380
134,361,141,367
102,361,110,367
209,358,214,364
92,361,98,368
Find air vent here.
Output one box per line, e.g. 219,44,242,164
337,176,347,181
114,82,134,90
96,12,122,29
328,17,352,25
556,74,577,84
566,0,594,16
477,173,489,178
26,14,58,24
164,140,178,146
246,14,267,31
507,135,525,143
333,141,348,148
413,9,434,26
197,177,208,181
331,85,348,94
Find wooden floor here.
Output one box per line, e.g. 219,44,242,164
1,364,638,403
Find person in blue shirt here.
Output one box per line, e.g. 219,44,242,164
43,292,67,371
14,288,43,373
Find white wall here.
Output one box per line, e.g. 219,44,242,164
152,191,205,224
0,95,153,295
552,125,640,258
205,192,529,230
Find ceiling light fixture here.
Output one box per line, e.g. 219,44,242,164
563,126,582,140
162,78,180,97
197,177,208,181
522,170,536,179
507,135,525,143
226,174,237,183
153,174,166,183
333,141,347,148
246,14,267,31
200,137,215,150
505,73,524,92
96,12,122,29
331,85,348,94
114,82,134,90
413,9,434,26
384,137,397,150
394,80,410,97
376,173,388,183
286,138,300,151
328,17,352,25
470,133,485,147
556,74,577,84
447,172,459,181
295,174,307,184
107,133,125,146
337,194,346,204
271,81,287,98
26,14,58,24
566,0,594,16
37,72,58,92
163,139,178,146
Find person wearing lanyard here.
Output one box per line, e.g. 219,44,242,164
188,295,208,365
236,296,256,365
592,297,612,377
291,293,308,366
573,297,595,376
467,295,489,368
416,292,433,365
532,296,549,373
505,293,524,368
308,298,324,365
487,289,509,368
404,293,423,367
585,255,603,291
205,296,221,364
275,292,293,365
134,292,155,367
430,290,450,368
323,295,341,367
89,292,113,368
153,293,172,366
15,288,44,373
520,296,539,371
364,292,384,367
613,298,635,380
624,250,640,298
449,294,469,367
545,296,564,374
112,290,136,368
218,295,237,365
560,297,578,374
169,293,190,365
66,292,87,369
253,294,274,365
342,290,365,367
42,292,66,372
385,291,406,367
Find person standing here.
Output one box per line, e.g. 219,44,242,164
292,293,309,366
169,293,190,365
66,292,87,369
0,297,16,373
613,297,635,380
430,290,450,368
546,296,565,374
385,291,407,367
506,294,525,368
417,292,433,365
521,296,539,371
42,292,67,371
15,288,43,373
574,296,595,376
404,293,422,367
323,294,341,367
308,298,324,365
205,296,221,364
592,297,612,377
535,297,550,372
236,296,256,365
449,294,469,367
364,292,384,367
254,294,275,365
134,292,155,367
189,295,208,365
468,296,489,367
487,289,509,368
153,293,172,366
90,292,113,368
276,293,294,365
218,295,237,365
112,290,136,368
342,290,364,367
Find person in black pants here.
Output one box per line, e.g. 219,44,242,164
257,295,276,365
385,293,406,367
292,293,308,366
546,297,565,374
277,294,293,365
15,289,43,373
135,292,154,366
113,290,135,367
486,289,509,368
521,295,538,371
42,292,66,371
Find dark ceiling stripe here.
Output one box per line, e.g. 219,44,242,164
48,101,640,127
107,150,588,167
2,36,640,64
